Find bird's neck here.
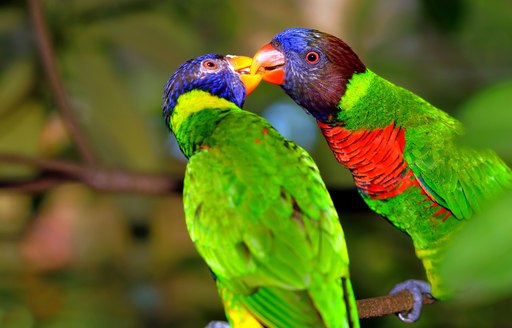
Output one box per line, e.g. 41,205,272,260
171,90,238,158
171,90,238,131
335,69,395,128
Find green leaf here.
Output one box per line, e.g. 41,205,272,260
0,58,36,116
457,79,512,163
440,191,512,303
95,11,202,67
0,7,23,33
91,12,201,115
62,47,163,172
0,101,46,178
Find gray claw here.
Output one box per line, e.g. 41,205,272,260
205,321,230,328
390,279,432,323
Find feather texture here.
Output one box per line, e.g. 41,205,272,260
167,58,359,327
177,100,357,327
328,69,512,298
256,28,512,299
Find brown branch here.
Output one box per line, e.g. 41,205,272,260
356,290,435,319
0,154,437,318
0,176,63,192
0,154,181,194
27,0,96,164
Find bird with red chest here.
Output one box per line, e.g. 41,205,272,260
250,27,512,323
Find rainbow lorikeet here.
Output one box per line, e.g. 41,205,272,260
250,28,512,322
162,53,359,328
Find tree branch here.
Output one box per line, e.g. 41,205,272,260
27,0,96,164
357,290,435,319
0,154,181,194
0,153,436,318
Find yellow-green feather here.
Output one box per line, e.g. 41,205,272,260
174,90,358,328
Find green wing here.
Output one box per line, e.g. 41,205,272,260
343,70,512,220
403,101,512,220
182,110,357,328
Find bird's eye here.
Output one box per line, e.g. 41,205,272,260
203,60,218,70
305,51,319,64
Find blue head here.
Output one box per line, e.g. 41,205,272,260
251,28,366,123
162,54,248,129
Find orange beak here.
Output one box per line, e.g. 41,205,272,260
227,55,262,96
250,43,286,85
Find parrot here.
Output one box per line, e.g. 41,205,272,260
162,53,360,328
249,27,512,322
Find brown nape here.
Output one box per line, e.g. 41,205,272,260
322,33,366,85
283,34,366,123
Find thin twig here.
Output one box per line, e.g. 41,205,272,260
0,175,63,193
27,0,96,164
357,290,435,319
0,154,181,194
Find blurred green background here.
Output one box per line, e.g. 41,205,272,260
1,0,511,327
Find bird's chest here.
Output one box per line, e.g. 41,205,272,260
318,121,419,199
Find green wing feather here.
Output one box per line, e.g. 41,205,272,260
393,83,512,220
407,144,512,220
344,70,512,221
401,96,512,297
175,94,358,328
341,70,512,298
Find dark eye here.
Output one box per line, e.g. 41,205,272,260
305,51,319,64
203,60,217,70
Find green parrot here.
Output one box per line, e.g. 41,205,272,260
249,28,512,322
162,53,359,328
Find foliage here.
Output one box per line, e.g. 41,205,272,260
440,191,512,304
0,0,511,327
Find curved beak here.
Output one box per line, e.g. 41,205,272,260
250,43,285,85
227,55,262,96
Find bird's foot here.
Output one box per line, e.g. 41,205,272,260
205,321,230,328
389,279,432,323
